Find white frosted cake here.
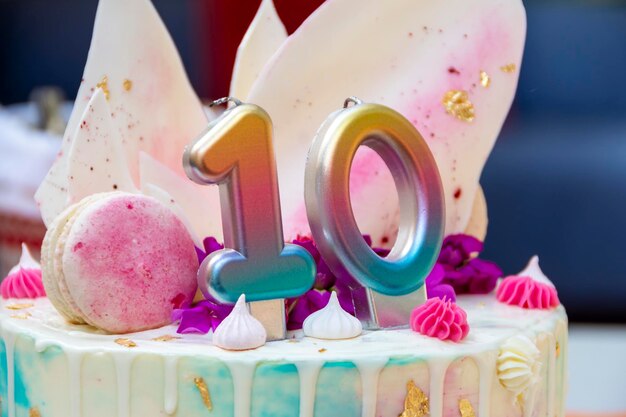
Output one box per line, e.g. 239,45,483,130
0,1,569,417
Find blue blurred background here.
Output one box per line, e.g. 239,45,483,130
1,0,625,323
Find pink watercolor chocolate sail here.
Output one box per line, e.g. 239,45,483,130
247,0,526,245
34,0,219,239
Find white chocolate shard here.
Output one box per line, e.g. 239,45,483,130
229,0,288,100
517,256,554,287
67,89,138,205
36,0,207,226
464,186,488,241
213,294,267,351
248,0,526,244
303,292,362,340
142,183,201,247
139,152,223,242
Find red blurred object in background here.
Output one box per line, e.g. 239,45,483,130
196,0,325,100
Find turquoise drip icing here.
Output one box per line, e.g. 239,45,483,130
252,362,299,417
0,339,8,417
178,357,235,417
13,345,32,414
313,362,360,417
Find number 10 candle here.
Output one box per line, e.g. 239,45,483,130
184,98,316,340
305,98,445,328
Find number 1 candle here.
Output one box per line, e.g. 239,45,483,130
304,98,445,328
184,98,316,340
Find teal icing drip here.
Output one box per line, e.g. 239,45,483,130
251,362,299,417
13,347,32,414
313,362,360,417
0,339,8,417
387,355,425,367
178,357,235,417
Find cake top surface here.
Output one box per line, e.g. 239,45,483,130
0,294,565,361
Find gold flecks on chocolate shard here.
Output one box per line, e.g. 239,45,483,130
123,79,133,92
6,303,34,310
11,312,31,320
96,75,111,100
29,406,41,417
442,90,475,122
151,335,180,342
114,338,137,348
459,399,476,417
500,63,516,73
555,341,560,357
480,70,491,88
399,380,429,417
194,377,213,411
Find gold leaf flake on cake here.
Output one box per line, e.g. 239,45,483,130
318,348,327,353
399,380,429,417
151,335,180,342
459,399,476,417
5,303,34,310
10,312,31,320
123,79,133,92
194,377,213,411
114,338,137,348
29,407,41,417
480,70,491,88
500,63,516,73
555,341,560,357
96,75,111,100
442,90,475,122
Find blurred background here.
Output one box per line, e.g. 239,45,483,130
0,0,625,412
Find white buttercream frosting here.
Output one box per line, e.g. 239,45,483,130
213,295,266,351
303,292,362,340
517,255,554,287
496,335,542,396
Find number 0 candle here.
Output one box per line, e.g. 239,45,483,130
304,98,445,328
184,98,316,338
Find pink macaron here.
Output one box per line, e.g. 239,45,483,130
44,192,198,333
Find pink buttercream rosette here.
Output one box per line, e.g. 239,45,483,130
496,276,559,309
1,268,45,299
410,298,469,342
496,256,560,309
1,243,46,299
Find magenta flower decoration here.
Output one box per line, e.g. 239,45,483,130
426,234,502,301
173,237,230,334
195,236,224,264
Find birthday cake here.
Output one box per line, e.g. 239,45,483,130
0,1,568,417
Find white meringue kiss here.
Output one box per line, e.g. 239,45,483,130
496,334,541,396
517,255,555,287
213,295,267,351
9,243,41,274
303,292,362,340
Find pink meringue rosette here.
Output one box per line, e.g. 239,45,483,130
1,243,46,299
496,256,560,310
410,298,469,342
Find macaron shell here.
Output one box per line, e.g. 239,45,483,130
53,193,113,327
41,195,105,324
62,193,198,333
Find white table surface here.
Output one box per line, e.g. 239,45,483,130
567,324,626,412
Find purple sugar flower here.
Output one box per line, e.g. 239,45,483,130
172,297,233,334
425,264,456,301
195,236,224,264
426,234,502,301
438,234,483,267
